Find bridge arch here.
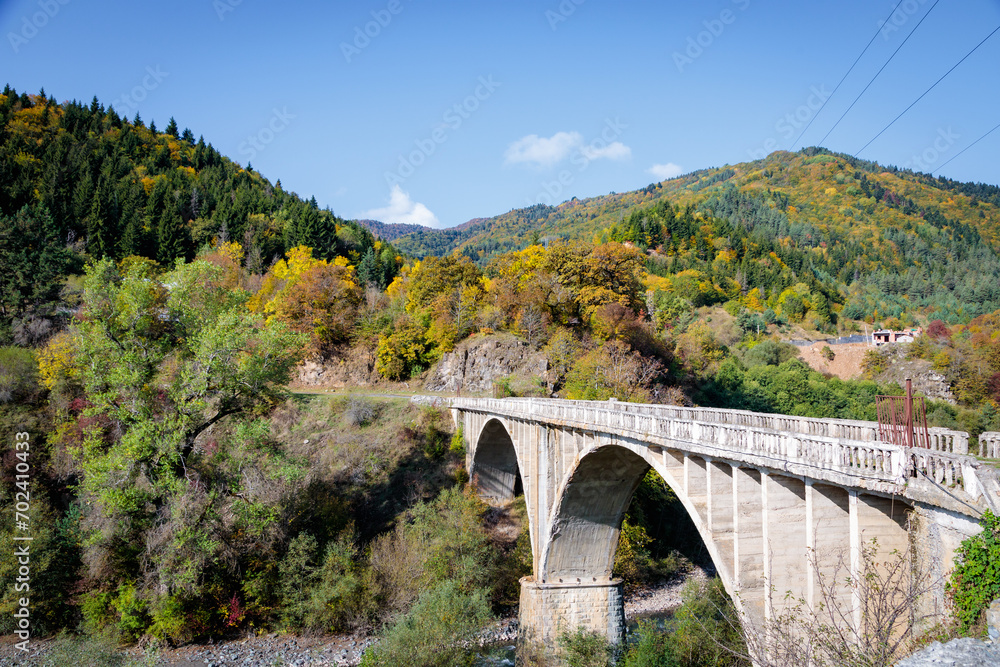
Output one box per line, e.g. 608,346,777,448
469,417,523,505
440,396,989,662
539,442,736,604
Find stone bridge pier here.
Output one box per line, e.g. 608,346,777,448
440,398,997,663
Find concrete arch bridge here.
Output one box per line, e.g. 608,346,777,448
418,396,1000,659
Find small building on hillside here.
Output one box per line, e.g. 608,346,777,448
873,327,922,345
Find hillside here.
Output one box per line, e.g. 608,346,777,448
355,218,428,242
0,86,401,339
393,149,1000,324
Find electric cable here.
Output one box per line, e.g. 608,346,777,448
934,120,1000,174
788,0,906,151
856,24,1000,156
816,0,941,148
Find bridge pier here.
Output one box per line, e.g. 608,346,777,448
517,577,625,662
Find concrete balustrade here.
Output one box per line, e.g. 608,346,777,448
981,432,1000,459
420,396,997,662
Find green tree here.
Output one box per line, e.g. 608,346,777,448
65,258,306,625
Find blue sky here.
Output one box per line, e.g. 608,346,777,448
3,0,999,228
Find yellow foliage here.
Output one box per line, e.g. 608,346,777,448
212,240,245,264
742,287,765,312
386,275,407,301
249,245,328,315
37,331,77,390
643,274,672,292
825,187,837,196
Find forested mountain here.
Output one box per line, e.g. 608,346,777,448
0,86,400,341
394,149,1000,324
355,219,428,242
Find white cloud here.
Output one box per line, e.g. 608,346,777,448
581,141,631,161
648,162,683,180
505,131,633,168
504,131,583,167
363,185,441,228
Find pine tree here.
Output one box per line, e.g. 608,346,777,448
156,195,190,264
357,246,380,287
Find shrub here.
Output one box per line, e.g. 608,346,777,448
948,510,1000,634
361,580,493,667
559,627,614,667
38,632,159,667
614,516,653,589
346,396,379,427
621,621,679,667
376,324,436,380
742,340,798,367
367,487,492,621
861,349,888,378
0,346,40,403
416,406,451,458
113,584,150,641
278,533,321,629
450,425,465,455
668,578,747,667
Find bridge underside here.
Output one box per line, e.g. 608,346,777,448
457,406,976,662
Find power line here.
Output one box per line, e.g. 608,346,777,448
934,120,1000,174
788,0,906,151
816,0,941,148
856,24,1000,156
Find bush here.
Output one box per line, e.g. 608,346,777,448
742,339,798,367
346,396,379,427
278,532,366,631
367,487,492,621
559,627,614,667
450,425,465,455
948,510,1000,634
621,621,679,667
0,346,40,403
668,578,747,667
361,580,493,667
38,632,159,667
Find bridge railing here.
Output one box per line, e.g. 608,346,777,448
434,396,994,509
448,396,908,484
495,397,969,455
980,432,1000,459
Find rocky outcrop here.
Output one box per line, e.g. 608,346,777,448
424,334,548,394
894,637,1000,666
872,344,956,404
295,346,382,388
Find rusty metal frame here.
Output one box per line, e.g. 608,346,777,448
876,378,930,448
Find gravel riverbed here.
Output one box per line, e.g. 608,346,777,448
0,571,705,666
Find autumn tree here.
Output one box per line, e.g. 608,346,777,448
60,257,306,632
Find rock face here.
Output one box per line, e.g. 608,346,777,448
295,346,382,388
894,637,1000,666
873,344,956,404
424,334,548,394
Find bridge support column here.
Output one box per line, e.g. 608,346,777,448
517,577,625,663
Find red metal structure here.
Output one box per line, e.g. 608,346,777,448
875,378,931,448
